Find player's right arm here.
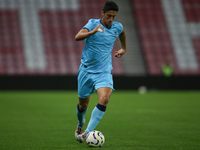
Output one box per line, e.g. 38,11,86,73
75,25,103,41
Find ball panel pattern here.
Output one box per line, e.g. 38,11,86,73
86,130,105,147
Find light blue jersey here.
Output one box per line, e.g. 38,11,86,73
79,18,123,73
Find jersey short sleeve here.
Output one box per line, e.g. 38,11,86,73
116,23,123,36
82,19,95,31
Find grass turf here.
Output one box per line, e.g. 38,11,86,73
0,91,200,150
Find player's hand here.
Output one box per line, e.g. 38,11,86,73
115,49,126,58
92,25,104,34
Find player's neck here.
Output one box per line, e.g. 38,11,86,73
100,18,112,29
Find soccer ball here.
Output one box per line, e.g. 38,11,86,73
86,130,105,147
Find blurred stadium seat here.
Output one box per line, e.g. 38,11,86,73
0,0,200,76
0,0,124,75
132,0,200,75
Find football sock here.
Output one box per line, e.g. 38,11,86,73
85,103,106,133
77,104,87,126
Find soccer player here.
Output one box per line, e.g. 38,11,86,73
75,1,126,143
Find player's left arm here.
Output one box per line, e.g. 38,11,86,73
115,29,126,58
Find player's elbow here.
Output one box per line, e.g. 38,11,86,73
75,35,84,41
75,35,80,41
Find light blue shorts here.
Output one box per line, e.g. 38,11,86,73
78,69,114,99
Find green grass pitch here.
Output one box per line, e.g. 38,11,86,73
0,91,200,150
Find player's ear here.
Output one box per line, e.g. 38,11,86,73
101,10,104,16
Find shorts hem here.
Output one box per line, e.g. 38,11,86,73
95,85,115,91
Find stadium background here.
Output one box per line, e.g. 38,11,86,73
0,0,200,90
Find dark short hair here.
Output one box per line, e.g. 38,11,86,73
102,1,119,13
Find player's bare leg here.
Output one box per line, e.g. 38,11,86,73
97,87,112,106
79,96,90,111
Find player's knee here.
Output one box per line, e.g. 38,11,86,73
79,103,88,111
99,96,109,106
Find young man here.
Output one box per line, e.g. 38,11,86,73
75,1,126,143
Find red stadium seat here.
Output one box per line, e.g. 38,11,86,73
132,0,200,75
0,0,124,75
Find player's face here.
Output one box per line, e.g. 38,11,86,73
101,10,117,28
